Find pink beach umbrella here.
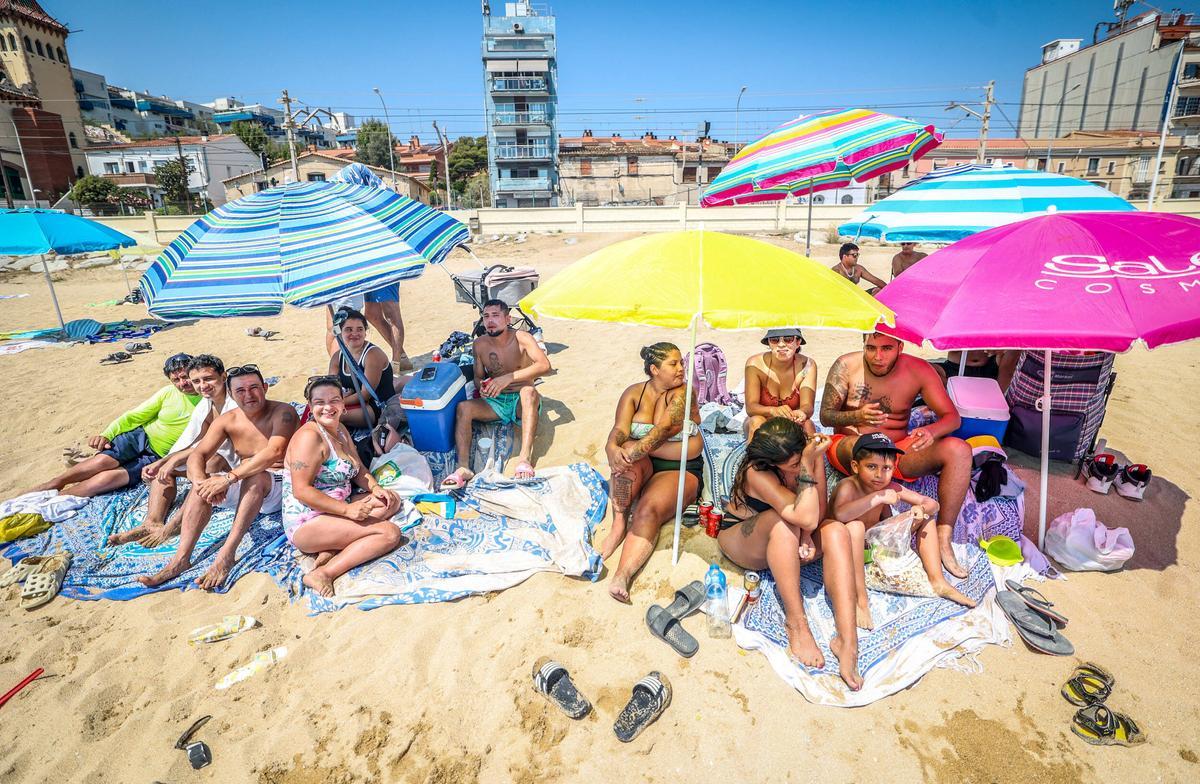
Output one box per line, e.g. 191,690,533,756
877,211,1200,546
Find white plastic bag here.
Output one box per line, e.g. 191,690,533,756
1044,508,1134,572
369,443,433,497
864,508,936,597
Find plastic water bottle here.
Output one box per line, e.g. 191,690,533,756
705,563,731,639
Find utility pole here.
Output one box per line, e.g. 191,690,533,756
279,89,300,182
946,80,996,164
0,147,14,209
432,121,452,209
174,134,189,211
372,87,398,190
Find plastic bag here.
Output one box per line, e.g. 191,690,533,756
1044,508,1134,572
369,443,434,497
863,508,936,597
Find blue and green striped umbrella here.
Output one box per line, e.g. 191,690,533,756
141,181,467,320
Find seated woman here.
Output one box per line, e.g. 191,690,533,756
327,306,397,429
743,328,817,440
283,376,405,598
598,342,703,604
716,418,863,691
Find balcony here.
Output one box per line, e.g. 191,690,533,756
493,111,550,126
102,173,157,187
495,144,552,160
496,176,551,192
492,77,547,93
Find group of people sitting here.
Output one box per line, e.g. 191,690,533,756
600,329,982,691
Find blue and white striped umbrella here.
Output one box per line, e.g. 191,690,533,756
839,164,1136,243
141,181,435,320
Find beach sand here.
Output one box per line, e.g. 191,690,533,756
0,233,1196,783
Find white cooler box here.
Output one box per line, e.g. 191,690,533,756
947,375,1010,443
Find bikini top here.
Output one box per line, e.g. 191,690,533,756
758,355,809,410
311,423,357,492
630,381,699,442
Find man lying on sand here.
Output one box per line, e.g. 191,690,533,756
108,354,238,548
139,365,298,590
27,353,199,499
442,299,551,487
820,332,972,579
828,432,975,626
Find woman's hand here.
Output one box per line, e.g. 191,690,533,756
606,443,633,472
798,530,816,561
801,433,832,464
370,485,394,508
344,497,377,522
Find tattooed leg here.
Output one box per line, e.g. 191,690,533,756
600,459,648,560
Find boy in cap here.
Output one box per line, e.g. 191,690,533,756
830,432,975,629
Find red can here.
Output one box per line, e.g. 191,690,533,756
704,508,722,538
698,501,713,520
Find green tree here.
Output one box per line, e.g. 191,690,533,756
154,157,195,208
448,135,488,195
458,170,492,208
355,119,395,169
267,139,295,164
231,120,270,157
427,169,443,207
69,175,120,212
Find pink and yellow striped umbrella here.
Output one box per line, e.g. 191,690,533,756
701,108,944,207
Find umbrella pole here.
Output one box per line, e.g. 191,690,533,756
671,310,699,566
805,176,814,256
958,352,968,376
1037,349,1052,549
40,255,67,334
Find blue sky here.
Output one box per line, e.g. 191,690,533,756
51,0,1136,142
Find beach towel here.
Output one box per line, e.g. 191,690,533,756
0,339,70,355
0,483,284,599
267,463,606,613
735,544,1008,707
423,420,515,486
0,293,29,300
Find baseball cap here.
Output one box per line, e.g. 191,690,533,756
853,432,905,457
761,327,806,345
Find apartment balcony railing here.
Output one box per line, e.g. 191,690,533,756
495,144,552,160
102,173,157,187
493,111,550,126
496,176,551,191
492,77,547,92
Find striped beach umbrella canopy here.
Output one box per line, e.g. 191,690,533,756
700,108,944,207
838,163,1137,243
141,181,439,320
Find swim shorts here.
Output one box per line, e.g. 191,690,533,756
364,282,400,303
101,427,161,490
483,390,541,425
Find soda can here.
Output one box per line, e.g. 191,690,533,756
704,510,719,538
744,570,761,602
698,501,713,520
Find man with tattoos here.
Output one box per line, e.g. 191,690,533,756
819,332,972,579
599,343,703,603
442,299,552,488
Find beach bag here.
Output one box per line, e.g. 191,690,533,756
864,508,937,597
370,443,434,497
684,342,733,407
1044,508,1134,572
1004,352,1115,460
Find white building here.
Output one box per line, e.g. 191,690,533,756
83,134,260,207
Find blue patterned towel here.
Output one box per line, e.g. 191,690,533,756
0,483,284,599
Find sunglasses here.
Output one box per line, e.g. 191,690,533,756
225,364,263,387
304,374,343,400
163,352,193,371
767,336,798,344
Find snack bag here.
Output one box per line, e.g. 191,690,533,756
863,508,936,598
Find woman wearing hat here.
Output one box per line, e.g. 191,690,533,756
743,328,817,441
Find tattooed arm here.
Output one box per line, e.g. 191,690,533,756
625,386,687,462
820,357,863,429
606,386,637,471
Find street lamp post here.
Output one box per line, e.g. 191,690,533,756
734,85,747,153
1045,83,1081,175
372,87,398,189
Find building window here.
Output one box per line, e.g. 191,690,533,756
682,166,697,183
931,158,948,170
1056,162,1065,174
1107,161,1116,175
706,166,722,181
68,131,77,149
1186,62,1200,80
8,34,15,50
306,172,326,182
627,156,638,175
1036,158,1047,171
580,158,592,175
813,194,826,205
0,35,6,52
1086,157,1099,175
76,166,84,179
902,164,910,177
841,194,854,204
1178,157,1191,176
126,161,136,173
2,166,27,200
103,162,120,174
23,35,32,52
56,47,65,63
34,40,43,56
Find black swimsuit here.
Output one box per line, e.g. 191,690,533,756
633,382,704,491
721,494,772,530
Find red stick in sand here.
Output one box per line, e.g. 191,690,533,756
0,668,43,710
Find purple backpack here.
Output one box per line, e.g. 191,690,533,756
684,342,733,407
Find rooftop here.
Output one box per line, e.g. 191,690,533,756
0,0,68,35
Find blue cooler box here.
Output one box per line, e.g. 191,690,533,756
400,363,467,452
947,375,1010,442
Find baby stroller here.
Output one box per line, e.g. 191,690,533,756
445,258,542,338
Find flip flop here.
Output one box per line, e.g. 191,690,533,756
645,604,699,658
613,672,672,743
531,658,591,719
1071,704,1147,746
439,468,474,491
1061,662,1116,706
124,341,152,354
260,330,279,340
1004,579,1069,626
100,351,132,365
19,552,71,610
996,591,1074,656
0,557,48,588
662,580,706,619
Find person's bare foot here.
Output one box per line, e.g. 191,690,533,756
313,551,335,569
107,524,152,547
829,633,864,691
855,602,875,631
608,573,632,604
137,558,189,587
785,620,824,670
196,552,235,591
597,518,627,561
302,569,336,598
932,580,976,608
940,541,968,579
140,520,181,548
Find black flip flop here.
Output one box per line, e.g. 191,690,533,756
664,580,706,619
100,351,133,365
1071,703,1147,746
645,605,699,658
531,658,591,719
996,591,1075,656
613,671,672,743
1004,579,1068,626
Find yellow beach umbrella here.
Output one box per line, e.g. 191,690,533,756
520,230,894,563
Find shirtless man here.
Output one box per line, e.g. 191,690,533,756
139,365,298,590
832,242,886,295
890,242,927,279
108,354,238,548
442,299,552,487
820,332,972,578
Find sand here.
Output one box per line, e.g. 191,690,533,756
0,233,1197,783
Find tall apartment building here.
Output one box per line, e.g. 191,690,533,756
481,1,558,207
